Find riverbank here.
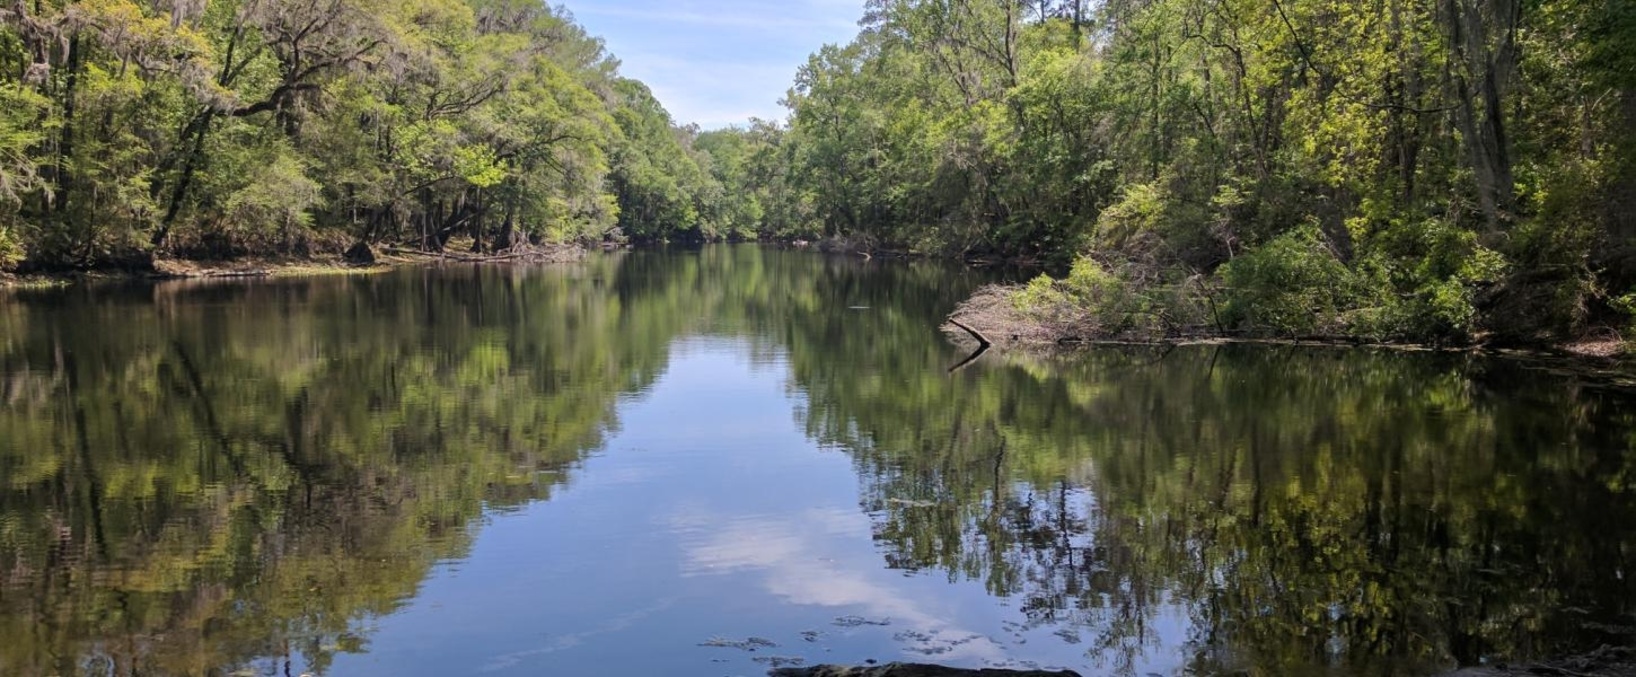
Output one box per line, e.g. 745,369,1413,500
1,256,391,290
1441,645,1636,676
0,242,588,290
943,282,1633,369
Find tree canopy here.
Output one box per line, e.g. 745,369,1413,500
707,0,1636,342
5,0,1634,339
0,0,737,269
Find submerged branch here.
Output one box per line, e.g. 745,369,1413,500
944,318,993,373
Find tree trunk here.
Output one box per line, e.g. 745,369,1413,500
1446,0,1519,230
151,110,215,248
1600,88,1636,288
53,33,83,219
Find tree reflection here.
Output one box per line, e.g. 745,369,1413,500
0,247,992,675
800,344,1636,674
2,249,1631,676
0,261,673,675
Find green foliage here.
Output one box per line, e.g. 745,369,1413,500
1220,224,1360,335
606,80,719,242
4,0,1630,340
0,0,724,265
1615,290,1636,342
0,226,23,270
1013,258,1143,335
0,84,48,210
1479,158,1609,341
1345,218,1510,340
754,0,1636,341
220,149,322,248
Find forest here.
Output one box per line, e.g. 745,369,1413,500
3,0,1635,344
0,0,743,269
736,0,1636,344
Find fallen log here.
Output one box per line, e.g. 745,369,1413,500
381,246,579,263
944,317,996,373
947,318,993,350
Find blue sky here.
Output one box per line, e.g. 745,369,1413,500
562,0,865,129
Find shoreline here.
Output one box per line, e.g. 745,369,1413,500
8,245,1628,371
943,284,1633,376
0,238,952,290
941,328,1636,385
0,256,398,290
0,243,589,290
942,325,1632,363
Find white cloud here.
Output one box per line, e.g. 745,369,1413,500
670,506,1007,662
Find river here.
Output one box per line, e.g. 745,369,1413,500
1,246,1633,676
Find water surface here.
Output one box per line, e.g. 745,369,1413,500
2,246,1633,676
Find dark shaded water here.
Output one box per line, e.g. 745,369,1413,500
1,246,1633,677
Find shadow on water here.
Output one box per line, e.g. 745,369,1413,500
0,245,1632,676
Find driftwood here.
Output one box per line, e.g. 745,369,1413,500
382,244,582,264
947,318,993,349
945,318,994,373
196,269,272,278
382,247,522,262
150,268,273,280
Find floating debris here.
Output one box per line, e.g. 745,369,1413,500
753,655,808,668
699,636,779,651
833,615,892,627
893,629,991,656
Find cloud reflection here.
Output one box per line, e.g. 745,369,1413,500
669,505,1007,662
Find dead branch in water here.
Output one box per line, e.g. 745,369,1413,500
945,318,993,373
947,318,992,349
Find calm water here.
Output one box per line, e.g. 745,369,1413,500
1,246,1634,677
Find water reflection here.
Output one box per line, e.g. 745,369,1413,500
826,345,1636,674
1,247,1632,676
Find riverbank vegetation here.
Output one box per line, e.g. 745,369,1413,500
5,0,1635,348
0,0,740,275
703,0,1636,347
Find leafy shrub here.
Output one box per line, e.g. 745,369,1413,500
223,152,322,245
1092,182,1166,251
1342,216,1508,342
0,226,24,271
1479,160,1604,341
1012,257,1146,336
1615,290,1636,344
1091,178,1218,269
1219,222,1360,335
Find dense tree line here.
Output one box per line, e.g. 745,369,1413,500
711,0,1636,342
6,0,1633,341
0,0,739,271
